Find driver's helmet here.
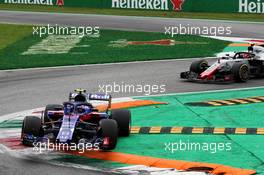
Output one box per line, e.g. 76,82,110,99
74,94,87,102
70,89,88,102
76,104,91,115
248,43,255,53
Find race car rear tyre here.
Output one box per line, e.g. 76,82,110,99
100,119,118,150
43,104,63,123
111,109,131,137
190,59,208,74
232,63,249,82
21,116,43,146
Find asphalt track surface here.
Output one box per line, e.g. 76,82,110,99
0,151,113,175
0,10,264,175
2,59,264,116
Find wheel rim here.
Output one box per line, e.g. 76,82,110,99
200,62,208,70
240,65,249,81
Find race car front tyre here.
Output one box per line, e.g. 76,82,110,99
43,104,63,123
232,63,249,82
190,59,208,74
111,109,131,137
180,72,190,79
21,116,43,146
100,119,118,150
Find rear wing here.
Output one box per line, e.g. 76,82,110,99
88,94,111,101
88,93,112,112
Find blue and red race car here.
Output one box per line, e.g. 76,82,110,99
21,89,131,150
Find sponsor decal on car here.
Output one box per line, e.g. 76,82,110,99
89,94,111,101
112,0,186,11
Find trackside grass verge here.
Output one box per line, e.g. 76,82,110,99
0,24,32,50
0,4,264,22
0,23,230,70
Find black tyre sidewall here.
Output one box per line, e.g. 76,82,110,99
190,59,208,74
111,109,131,137
233,63,249,82
99,119,118,150
22,116,43,140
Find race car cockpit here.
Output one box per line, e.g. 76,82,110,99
63,102,92,115
234,52,255,59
